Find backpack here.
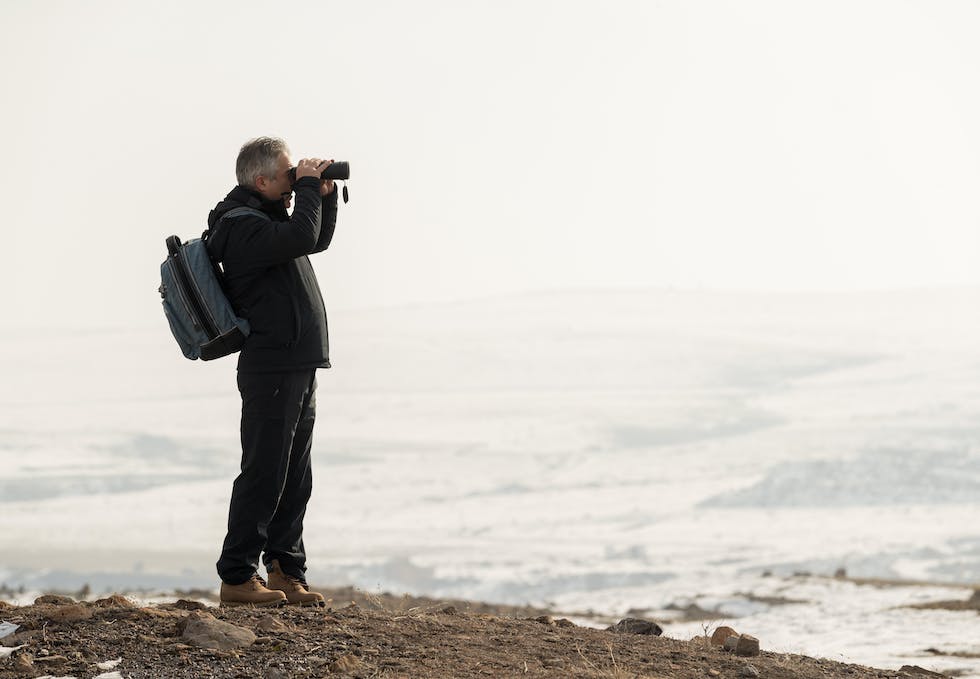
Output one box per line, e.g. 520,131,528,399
158,206,266,360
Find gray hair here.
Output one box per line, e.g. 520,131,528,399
236,136,290,187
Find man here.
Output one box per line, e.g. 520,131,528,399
205,136,339,607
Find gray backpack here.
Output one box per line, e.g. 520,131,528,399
158,206,265,360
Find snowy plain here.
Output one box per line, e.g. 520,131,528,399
2,288,980,676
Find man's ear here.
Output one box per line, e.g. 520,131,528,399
254,175,268,192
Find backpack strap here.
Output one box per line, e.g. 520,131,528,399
202,206,273,264
202,206,271,243
221,206,271,222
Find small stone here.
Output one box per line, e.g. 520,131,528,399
535,615,555,626
328,654,361,673
739,664,760,677
898,666,948,677
179,610,256,651
34,654,69,665
45,603,94,622
174,599,209,611
555,618,576,628
441,605,458,615
606,618,663,636
94,593,137,608
708,670,721,677
711,626,739,646
735,634,761,657
34,594,75,605
256,616,289,633
12,652,33,674
140,607,184,619
264,668,291,679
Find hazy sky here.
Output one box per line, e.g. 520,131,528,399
2,0,979,326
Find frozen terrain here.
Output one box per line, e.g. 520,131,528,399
2,288,980,675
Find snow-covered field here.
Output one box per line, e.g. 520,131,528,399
2,289,980,675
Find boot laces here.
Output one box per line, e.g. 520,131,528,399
250,574,269,589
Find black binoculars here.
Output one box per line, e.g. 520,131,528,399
287,161,350,183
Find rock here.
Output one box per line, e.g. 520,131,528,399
34,654,69,666
328,654,361,673
535,615,555,626
264,668,291,679
899,666,948,677
140,607,185,619
255,616,289,633
555,618,576,628
178,611,256,651
173,599,209,611
711,626,739,646
708,670,721,677
739,664,760,677
606,618,663,636
94,594,137,608
0,601,11,609
45,603,94,622
441,605,458,615
724,635,740,652
11,652,33,675
735,634,761,657
34,594,75,605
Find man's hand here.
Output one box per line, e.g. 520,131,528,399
296,158,336,196
295,158,330,180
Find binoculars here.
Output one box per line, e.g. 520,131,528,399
287,161,350,183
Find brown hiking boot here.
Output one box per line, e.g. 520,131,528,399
219,574,287,608
266,559,326,607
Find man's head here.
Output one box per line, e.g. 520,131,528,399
236,136,293,205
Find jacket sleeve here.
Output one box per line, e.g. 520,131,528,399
224,177,323,269
311,187,339,254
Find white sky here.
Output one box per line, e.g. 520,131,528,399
2,0,979,327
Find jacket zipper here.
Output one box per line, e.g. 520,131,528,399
171,250,219,339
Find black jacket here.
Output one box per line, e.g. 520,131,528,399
205,177,338,373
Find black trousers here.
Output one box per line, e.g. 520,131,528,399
216,369,318,585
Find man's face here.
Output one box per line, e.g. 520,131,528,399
256,152,294,207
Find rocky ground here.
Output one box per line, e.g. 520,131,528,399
0,588,957,679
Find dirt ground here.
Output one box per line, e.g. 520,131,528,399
0,589,951,679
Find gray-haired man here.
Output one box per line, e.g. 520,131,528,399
206,137,338,606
